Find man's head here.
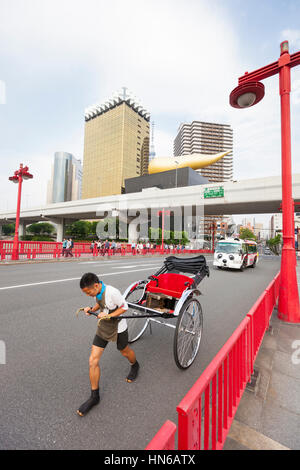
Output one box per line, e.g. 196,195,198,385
80,272,101,297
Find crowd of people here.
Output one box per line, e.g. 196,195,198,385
89,239,122,255
89,240,186,255
61,239,186,257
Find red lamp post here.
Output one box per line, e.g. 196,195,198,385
230,40,300,323
157,209,171,248
9,164,33,260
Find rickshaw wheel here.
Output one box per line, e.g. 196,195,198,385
173,297,203,369
125,286,149,343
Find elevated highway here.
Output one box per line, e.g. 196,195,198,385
1,175,299,240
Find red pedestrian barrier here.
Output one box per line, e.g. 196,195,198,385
146,271,280,450
145,420,177,450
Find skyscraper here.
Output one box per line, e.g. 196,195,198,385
149,121,156,162
47,152,82,204
82,88,150,198
174,121,233,182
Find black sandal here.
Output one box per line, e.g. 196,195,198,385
126,361,140,383
77,389,100,417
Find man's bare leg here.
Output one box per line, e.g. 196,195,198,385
77,345,104,417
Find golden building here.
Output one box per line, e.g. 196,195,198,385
82,89,150,198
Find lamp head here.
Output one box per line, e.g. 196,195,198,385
230,81,265,109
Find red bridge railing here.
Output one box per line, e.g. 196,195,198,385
145,271,280,450
0,240,213,261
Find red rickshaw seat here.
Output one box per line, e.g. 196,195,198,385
146,273,193,299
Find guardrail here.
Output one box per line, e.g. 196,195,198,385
0,240,213,261
145,271,280,450
145,420,177,450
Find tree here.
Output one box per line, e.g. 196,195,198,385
239,227,256,241
267,233,282,254
148,227,189,245
2,223,15,235
65,220,91,240
27,222,55,235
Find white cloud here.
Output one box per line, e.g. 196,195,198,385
280,29,300,50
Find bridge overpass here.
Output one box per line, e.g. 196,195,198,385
1,175,300,240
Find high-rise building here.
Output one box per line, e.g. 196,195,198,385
149,121,156,162
173,121,233,183
82,88,150,198
47,152,82,204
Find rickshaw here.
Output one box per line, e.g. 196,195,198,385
122,255,210,369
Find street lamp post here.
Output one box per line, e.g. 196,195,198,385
9,164,33,260
230,40,300,323
174,160,180,188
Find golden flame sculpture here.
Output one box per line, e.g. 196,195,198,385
148,151,230,174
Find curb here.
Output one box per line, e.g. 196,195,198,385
0,252,194,266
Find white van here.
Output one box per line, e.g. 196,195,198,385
213,238,258,271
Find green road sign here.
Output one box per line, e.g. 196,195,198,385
204,186,224,198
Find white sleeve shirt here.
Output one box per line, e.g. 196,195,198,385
100,285,128,333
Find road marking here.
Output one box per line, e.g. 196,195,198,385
228,420,290,450
0,266,161,291
113,265,138,268
112,263,160,269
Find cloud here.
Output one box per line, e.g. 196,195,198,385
280,29,300,50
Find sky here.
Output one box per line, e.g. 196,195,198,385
1,0,300,229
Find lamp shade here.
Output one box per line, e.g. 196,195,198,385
230,81,265,109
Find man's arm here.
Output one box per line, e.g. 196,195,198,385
97,307,126,319
84,303,100,315
97,287,128,319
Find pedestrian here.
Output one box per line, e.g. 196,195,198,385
77,272,139,417
62,238,67,257
65,238,73,257
69,238,74,257
90,240,95,254
104,239,110,254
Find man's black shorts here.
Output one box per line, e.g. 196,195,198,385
93,329,129,351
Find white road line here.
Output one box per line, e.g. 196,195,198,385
112,265,138,268
0,266,161,291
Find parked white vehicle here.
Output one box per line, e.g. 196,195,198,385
213,238,259,271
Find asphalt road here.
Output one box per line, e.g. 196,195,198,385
0,254,281,450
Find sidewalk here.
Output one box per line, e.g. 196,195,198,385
224,267,300,450
0,250,212,266
0,252,172,265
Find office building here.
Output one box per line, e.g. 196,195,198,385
47,152,82,204
82,88,150,198
174,121,233,182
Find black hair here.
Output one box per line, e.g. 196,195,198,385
80,272,100,289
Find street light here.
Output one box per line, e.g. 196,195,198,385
174,159,180,188
229,40,300,323
9,163,33,260
157,209,171,249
